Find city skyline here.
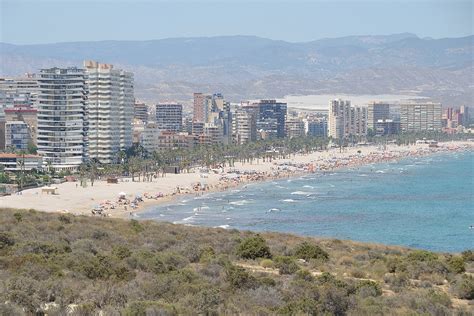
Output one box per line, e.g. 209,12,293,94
0,0,472,44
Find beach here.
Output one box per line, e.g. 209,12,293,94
1,141,472,218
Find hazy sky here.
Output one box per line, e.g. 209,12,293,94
0,0,472,44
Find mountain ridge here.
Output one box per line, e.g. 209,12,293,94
1,34,472,105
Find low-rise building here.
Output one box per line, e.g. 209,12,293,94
0,153,43,171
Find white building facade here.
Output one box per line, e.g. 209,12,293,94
85,60,134,163
37,67,87,170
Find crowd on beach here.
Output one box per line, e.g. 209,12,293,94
2,141,472,218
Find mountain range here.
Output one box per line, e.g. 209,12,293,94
1,33,472,106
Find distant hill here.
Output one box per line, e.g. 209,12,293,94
1,34,472,105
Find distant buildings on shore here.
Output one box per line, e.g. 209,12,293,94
0,63,472,171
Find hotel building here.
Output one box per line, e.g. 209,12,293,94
85,60,134,163
400,103,442,132
155,103,183,132
37,67,87,170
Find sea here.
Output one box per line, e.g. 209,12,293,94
139,150,474,253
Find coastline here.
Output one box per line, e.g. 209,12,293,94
1,141,472,218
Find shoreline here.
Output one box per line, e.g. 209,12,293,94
1,141,472,218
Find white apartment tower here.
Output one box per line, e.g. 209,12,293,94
328,99,351,139
328,99,367,139
37,67,87,170
85,61,134,163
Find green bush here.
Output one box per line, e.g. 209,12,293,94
260,259,274,269
0,232,15,249
113,245,132,260
199,246,216,263
130,219,144,233
236,235,272,260
461,250,474,262
225,265,258,289
295,269,314,282
451,275,474,300
293,241,329,261
407,250,438,262
274,256,299,275
356,280,382,297
123,301,178,316
447,256,465,274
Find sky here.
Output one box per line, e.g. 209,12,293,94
0,0,472,44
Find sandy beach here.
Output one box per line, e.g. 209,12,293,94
1,141,472,218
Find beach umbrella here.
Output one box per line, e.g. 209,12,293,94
118,192,126,197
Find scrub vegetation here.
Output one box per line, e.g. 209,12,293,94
0,208,472,315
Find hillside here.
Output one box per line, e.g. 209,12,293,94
0,208,473,315
1,34,473,105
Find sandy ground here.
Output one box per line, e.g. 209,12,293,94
1,141,472,218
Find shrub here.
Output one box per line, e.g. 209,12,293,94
13,212,23,223
295,269,314,282
451,275,474,300
225,265,258,289
130,219,144,233
356,280,382,297
0,232,15,249
447,256,465,274
350,269,366,279
260,259,274,269
58,214,72,224
293,241,329,261
194,288,221,314
122,301,178,316
199,246,216,263
113,245,132,260
274,256,299,275
236,235,271,260
461,250,474,262
407,250,438,262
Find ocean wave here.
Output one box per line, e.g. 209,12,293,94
303,185,314,189
229,200,251,206
181,216,195,222
216,225,230,229
291,191,312,195
281,199,297,203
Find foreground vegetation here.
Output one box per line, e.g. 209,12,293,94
0,208,473,315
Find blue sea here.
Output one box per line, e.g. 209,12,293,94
140,150,474,253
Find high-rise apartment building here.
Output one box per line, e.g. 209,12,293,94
193,93,209,123
400,103,442,132
367,102,390,131
134,102,149,123
254,100,287,139
328,99,367,139
305,118,328,137
4,106,37,145
5,121,29,150
351,106,368,136
234,104,257,144
155,103,183,132
328,99,351,139
85,60,134,163
0,76,38,112
37,67,87,170
286,118,305,138
460,106,470,126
